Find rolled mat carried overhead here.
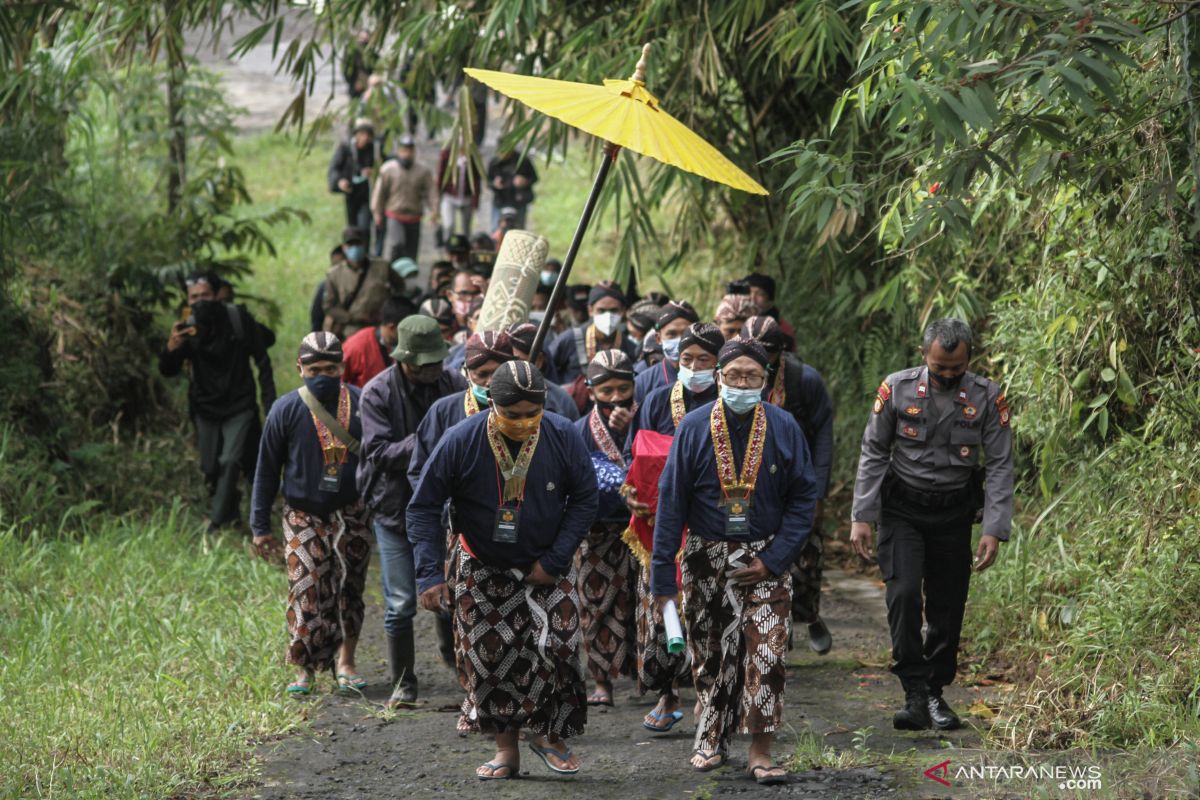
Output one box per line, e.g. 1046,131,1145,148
476,229,549,333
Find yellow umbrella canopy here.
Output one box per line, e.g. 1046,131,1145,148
467,44,768,359
464,47,768,196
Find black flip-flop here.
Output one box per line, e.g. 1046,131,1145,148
692,750,726,772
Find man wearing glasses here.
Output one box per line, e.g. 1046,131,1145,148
651,337,818,785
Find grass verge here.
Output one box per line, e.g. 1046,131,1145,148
965,436,1200,750
0,506,296,799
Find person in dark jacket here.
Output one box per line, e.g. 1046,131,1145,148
160,272,275,532
328,119,379,248
744,315,836,655
486,147,538,229
250,332,368,696
358,316,464,708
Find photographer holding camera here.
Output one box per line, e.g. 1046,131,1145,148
160,272,277,532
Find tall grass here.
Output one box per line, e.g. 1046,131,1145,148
0,506,297,799
965,436,1200,750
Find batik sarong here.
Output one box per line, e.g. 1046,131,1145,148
789,526,824,624
577,521,637,683
634,564,690,696
680,535,792,754
283,502,372,671
453,543,588,737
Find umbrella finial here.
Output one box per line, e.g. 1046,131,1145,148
631,43,651,84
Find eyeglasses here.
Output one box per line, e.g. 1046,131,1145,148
721,371,765,389
453,288,482,299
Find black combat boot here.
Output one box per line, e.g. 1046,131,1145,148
927,688,962,730
434,612,456,669
385,630,418,710
807,618,833,655
893,685,932,731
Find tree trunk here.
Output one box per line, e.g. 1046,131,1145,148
165,0,186,215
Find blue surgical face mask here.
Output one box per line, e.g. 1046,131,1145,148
470,381,489,405
721,385,761,415
540,270,557,287
303,374,341,404
677,365,715,393
344,244,366,262
661,337,681,362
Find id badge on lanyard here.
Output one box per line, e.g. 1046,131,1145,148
319,461,342,493
722,488,752,537
493,505,520,543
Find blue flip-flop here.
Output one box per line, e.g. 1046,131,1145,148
527,741,579,775
642,709,685,732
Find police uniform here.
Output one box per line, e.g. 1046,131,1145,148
852,365,1013,696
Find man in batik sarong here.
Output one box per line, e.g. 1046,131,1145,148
573,350,640,707
628,322,726,732
251,332,371,696
651,337,818,785
408,360,599,781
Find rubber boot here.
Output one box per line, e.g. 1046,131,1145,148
434,612,456,669
893,685,932,731
385,630,417,709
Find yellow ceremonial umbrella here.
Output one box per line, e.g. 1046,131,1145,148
465,44,769,358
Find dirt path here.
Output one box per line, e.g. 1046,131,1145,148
242,564,1004,799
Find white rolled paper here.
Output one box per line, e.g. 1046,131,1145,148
663,599,685,654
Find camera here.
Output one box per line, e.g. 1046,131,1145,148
726,279,750,295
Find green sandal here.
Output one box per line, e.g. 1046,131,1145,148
336,671,368,692
286,674,314,696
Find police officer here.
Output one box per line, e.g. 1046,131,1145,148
849,318,1013,731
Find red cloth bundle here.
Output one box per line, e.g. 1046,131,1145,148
621,430,684,584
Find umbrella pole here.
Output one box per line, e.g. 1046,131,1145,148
529,142,620,362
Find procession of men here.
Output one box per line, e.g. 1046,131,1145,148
240,219,1013,782
208,71,1015,786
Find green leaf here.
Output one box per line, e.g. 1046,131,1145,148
1100,367,1116,382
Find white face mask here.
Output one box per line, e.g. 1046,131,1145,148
528,310,546,326
593,311,623,337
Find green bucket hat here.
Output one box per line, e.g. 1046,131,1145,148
391,315,449,366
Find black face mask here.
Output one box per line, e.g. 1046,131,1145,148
596,397,635,414
928,369,964,391
398,157,414,169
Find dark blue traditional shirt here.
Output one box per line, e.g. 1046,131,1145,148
628,380,718,462
574,408,640,523
763,355,835,498
650,399,818,596
407,389,476,489
634,359,677,405
407,412,599,592
251,386,363,536
548,323,639,383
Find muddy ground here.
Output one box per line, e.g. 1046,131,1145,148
242,564,1007,800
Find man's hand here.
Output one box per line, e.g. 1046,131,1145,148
652,594,672,624
361,167,373,178
525,561,557,585
624,486,651,518
374,213,384,228
492,176,505,189
608,406,633,432
167,322,188,352
337,178,352,193
251,534,282,563
419,583,451,612
513,175,528,188
974,534,1001,572
849,521,874,561
730,557,771,586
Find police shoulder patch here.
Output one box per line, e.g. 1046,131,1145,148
996,392,1010,427
873,380,891,414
